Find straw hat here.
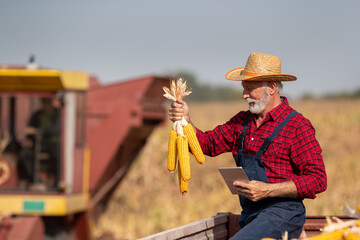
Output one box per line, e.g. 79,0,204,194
225,52,297,81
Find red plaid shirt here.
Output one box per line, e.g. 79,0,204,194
196,97,327,199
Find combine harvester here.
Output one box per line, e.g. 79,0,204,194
0,64,169,239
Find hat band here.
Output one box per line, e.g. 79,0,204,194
240,70,263,77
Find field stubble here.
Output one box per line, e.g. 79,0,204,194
95,99,360,239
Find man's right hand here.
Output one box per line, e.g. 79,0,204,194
169,99,190,123
25,127,37,135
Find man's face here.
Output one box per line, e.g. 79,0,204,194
241,81,270,114
41,98,53,113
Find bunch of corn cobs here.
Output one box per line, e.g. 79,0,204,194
163,78,205,195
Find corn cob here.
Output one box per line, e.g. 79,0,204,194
167,130,178,172
307,228,349,240
183,123,205,164
177,135,191,181
178,161,188,195
345,232,360,240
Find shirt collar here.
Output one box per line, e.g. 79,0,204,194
267,96,290,122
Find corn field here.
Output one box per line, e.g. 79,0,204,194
94,98,360,240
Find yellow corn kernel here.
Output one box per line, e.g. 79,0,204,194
177,135,191,181
183,123,205,164
307,228,349,240
345,232,360,240
167,130,178,172
178,161,188,195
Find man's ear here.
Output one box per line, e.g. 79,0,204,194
267,82,277,95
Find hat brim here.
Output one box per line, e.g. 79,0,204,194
225,67,297,81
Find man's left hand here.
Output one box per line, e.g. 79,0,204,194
233,180,270,202
233,179,299,201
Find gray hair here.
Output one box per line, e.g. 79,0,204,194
263,81,283,93
275,81,283,93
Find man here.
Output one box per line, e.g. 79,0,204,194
169,52,327,239
18,97,60,189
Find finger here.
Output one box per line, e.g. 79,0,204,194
171,106,183,115
169,112,183,121
176,99,185,104
169,105,185,116
171,101,178,108
233,180,241,186
233,180,249,188
233,183,248,193
233,186,249,198
176,99,188,109
169,107,184,116
168,111,179,119
172,100,185,108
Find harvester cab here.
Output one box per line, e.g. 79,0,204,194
0,68,90,213
0,69,88,192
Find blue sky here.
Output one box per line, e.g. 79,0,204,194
1,0,359,98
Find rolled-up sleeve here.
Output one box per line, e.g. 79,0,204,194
291,120,327,199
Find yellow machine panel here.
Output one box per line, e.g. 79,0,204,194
0,69,89,91
0,193,89,216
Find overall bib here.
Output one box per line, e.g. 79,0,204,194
231,111,306,240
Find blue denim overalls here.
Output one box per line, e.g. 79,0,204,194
231,111,306,240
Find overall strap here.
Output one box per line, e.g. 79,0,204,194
256,111,298,158
238,113,252,150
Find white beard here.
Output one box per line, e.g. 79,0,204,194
246,88,270,114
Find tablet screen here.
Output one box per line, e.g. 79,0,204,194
218,167,249,194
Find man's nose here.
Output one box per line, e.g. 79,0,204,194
242,90,249,99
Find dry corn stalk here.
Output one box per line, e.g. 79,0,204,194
307,227,351,240
163,77,192,101
344,203,360,219
304,214,360,240
163,78,205,195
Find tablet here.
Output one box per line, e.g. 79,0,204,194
218,167,249,195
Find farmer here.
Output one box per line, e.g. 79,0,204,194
168,52,327,239
18,97,60,189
